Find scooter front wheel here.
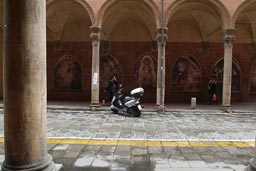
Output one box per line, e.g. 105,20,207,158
131,106,141,117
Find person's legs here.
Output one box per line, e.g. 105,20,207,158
208,92,213,105
105,91,114,103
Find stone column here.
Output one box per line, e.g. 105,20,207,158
2,0,56,171
90,26,101,109
222,29,235,112
156,27,167,112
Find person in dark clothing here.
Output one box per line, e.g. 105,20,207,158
105,76,118,103
208,75,217,105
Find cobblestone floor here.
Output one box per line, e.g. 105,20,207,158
0,108,255,170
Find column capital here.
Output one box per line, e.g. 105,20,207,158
156,27,168,45
224,29,235,45
90,26,101,43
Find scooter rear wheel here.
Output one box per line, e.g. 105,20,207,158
111,108,118,114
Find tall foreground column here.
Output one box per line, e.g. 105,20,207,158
156,28,167,112
2,1,56,170
222,29,235,112
90,26,101,108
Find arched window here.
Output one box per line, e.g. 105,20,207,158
212,59,241,92
54,55,81,90
171,56,202,92
133,55,157,88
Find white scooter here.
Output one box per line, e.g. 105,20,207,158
110,86,144,117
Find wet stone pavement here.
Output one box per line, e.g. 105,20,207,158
0,108,256,170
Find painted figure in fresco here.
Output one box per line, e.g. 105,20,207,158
139,56,156,87
134,55,157,88
172,57,202,91
173,59,188,85
187,62,202,90
100,55,121,88
54,55,81,90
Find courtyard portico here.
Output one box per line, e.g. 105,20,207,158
1,0,256,170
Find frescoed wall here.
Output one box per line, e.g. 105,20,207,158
54,55,81,90
133,55,157,88
171,56,202,92
23,0,256,102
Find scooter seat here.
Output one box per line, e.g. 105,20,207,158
123,96,134,103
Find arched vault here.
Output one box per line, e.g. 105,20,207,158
166,0,231,29
97,0,159,41
165,0,231,43
233,0,256,43
46,0,93,41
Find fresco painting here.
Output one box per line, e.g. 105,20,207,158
100,55,121,88
133,55,157,88
172,56,202,91
54,55,81,90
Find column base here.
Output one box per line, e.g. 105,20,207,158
156,105,165,114
1,154,61,171
245,158,256,171
221,105,232,113
90,103,100,111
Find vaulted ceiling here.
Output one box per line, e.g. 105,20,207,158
101,0,157,42
47,0,92,42
1,0,256,44
235,2,256,43
167,2,222,43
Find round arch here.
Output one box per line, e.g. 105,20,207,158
46,0,93,42
165,0,231,29
232,0,256,27
46,0,95,25
233,0,256,44
97,0,160,27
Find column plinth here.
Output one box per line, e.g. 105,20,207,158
2,155,56,171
